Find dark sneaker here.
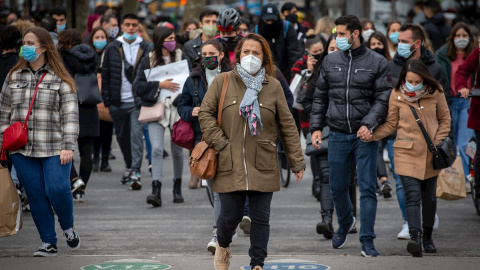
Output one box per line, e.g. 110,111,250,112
64,228,81,250
381,180,392,198
33,243,58,257
332,216,356,249
361,241,380,257
121,168,132,185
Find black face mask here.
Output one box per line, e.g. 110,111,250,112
262,19,282,39
220,36,239,52
285,14,298,24
312,53,322,61
372,47,385,57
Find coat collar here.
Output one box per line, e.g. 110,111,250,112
21,63,55,76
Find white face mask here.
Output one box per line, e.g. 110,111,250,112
240,55,262,75
362,29,375,42
454,38,469,49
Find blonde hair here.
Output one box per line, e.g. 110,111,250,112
139,24,151,43
315,16,335,36
11,20,34,35
9,27,76,93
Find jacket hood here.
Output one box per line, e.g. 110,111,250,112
429,13,447,26
59,44,99,75
393,46,436,66
116,35,143,45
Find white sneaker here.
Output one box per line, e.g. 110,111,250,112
397,221,409,240
207,232,217,255
466,181,472,194
239,216,251,234
433,214,439,231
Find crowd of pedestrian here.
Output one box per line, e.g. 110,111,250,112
1,1,480,269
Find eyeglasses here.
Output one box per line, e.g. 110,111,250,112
217,25,234,32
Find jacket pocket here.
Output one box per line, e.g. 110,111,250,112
9,82,28,104
393,139,414,149
217,143,233,172
222,96,238,112
37,83,60,107
352,67,375,87
259,99,276,116
328,66,344,83
255,140,277,171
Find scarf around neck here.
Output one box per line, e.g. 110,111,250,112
400,84,429,102
236,63,266,135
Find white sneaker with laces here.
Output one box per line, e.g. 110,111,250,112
207,231,217,255
433,214,439,231
397,221,409,240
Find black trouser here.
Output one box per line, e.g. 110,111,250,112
376,138,388,179
312,153,334,212
475,131,480,194
93,120,114,158
400,175,437,230
217,191,273,269
77,137,95,186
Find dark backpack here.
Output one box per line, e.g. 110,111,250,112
254,20,290,39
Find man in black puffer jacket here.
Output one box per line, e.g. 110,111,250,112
101,13,150,189
310,15,392,257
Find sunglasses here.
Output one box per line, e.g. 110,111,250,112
217,25,234,32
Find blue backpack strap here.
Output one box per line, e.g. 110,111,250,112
283,20,290,39
255,25,258,34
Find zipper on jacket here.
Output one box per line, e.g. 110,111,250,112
243,120,249,190
346,50,353,133
330,66,342,71
355,68,372,73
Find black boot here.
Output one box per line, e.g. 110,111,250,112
146,181,162,207
100,155,112,172
312,176,321,199
407,229,423,257
173,178,184,203
92,154,100,172
316,209,334,239
422,227,437,253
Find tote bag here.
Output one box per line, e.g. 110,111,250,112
0,166,22,237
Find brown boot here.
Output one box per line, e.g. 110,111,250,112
214,243,230,270
252,266,263,270
188,174,199,189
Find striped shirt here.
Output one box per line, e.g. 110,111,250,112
0,65,79,158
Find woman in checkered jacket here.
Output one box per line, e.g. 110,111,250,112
0,27,80,257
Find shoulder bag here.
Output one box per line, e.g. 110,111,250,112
138,102,165,124
75,73,103,105
1,72,47,161
409,105,456,170
189,73,229,179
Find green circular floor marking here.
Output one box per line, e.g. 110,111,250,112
81,263,170,270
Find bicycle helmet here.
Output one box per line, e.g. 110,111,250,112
217,8,241,32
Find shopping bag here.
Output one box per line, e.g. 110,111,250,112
97,103,113,122
0,166,22,237
436,157,466,200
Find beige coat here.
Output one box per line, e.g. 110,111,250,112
198,70,306,193
372,89,451,180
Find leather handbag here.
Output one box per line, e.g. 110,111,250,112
189,73,229,179
409,105,456,170
305,126,329,156
1,72,47,161
138,102,166,124
75,73,103,105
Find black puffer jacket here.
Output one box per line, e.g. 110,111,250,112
388,47,451,106
101,39,150,107
59,44,100,138
421,13,451,51
310,43,392,134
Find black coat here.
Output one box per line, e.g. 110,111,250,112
421,13,451,52
101,39,150,107
388,47,451,106
0,52,18,90
310,43,392,134
59,44,100,138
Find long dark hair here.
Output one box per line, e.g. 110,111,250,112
445,22,476,61
200,39,231,71
234,33,276,78
88,27,109,52
151,26,177,67
367,31,392,61
394,59,443,93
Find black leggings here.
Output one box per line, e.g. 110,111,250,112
400,175,437,230
376,138,388,179
93,120,114,158
70,137,95,186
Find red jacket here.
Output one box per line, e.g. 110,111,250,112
455,47,480,131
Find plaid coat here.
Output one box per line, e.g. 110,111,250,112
0,65,79,158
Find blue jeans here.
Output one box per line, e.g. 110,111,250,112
451,97,474,177
328,131,378,243
10,154,74,245
385,139,406,221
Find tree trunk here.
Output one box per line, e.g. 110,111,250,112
183,0,208,26
391,0,397,21
67,0,88,33
123,0,139,15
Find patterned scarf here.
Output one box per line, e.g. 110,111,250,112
400,84,429,103
236,63,266,135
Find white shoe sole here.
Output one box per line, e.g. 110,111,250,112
207,243,216,255
361,250,379,257
34,251,58,257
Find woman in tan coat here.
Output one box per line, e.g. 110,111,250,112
199,33,305,270
363,59,450,257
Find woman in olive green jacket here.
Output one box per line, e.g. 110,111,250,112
199,33,305,270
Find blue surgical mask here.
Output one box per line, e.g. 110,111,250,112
389,32,399,44
21,45,41,62
405,81,424,92
93,40,107,50
57,23,66,33
123,32,138,41
336,34,354,51
397,41,416,59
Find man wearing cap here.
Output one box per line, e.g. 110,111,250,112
253,3,302,82
281,2,307,48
